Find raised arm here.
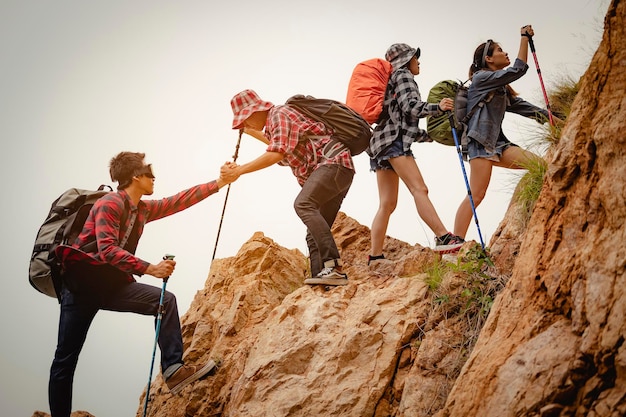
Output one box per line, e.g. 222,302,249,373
518,25,534,64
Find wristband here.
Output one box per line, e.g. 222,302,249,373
521,33,532,38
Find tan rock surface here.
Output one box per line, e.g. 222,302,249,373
126,3,626,416
32,3,625,417
438,1,626,416
136,212,501,417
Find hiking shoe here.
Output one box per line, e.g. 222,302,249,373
304,267,348,286
433,233,465,254
367,254,385,265
166,360,216,395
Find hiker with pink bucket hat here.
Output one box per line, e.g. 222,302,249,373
222,89,355,286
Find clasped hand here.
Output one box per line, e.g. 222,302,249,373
220,161,240,183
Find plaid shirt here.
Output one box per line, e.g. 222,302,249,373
265,104,354,186
368,67,444,158
57,181,220,279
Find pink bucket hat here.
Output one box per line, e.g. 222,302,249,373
230,89,274,129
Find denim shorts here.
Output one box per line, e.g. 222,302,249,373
467,134,517,162
369,137,414,171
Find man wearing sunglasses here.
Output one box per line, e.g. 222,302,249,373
48,151,237,417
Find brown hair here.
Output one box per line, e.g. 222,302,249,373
469,41,518,97
109,151,146,190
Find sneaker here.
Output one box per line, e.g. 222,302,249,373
166,360,216,395
304,267,348,286
367,254,385,265
433,233,465,254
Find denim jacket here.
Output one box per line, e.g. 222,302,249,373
466,58,549,152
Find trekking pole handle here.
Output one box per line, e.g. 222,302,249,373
526,35,536,53
521,25,535,52
162,254,175,282
446,111,458,131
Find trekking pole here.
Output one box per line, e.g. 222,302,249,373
526,35,555,126
142,254,175,417
211,129,243,261
447,112,486,250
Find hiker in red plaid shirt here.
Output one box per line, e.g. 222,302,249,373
49,151,236,417
223,89,354,287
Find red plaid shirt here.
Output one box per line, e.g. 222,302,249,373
57,181,220,279
265,104,354,186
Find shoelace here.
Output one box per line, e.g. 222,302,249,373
317,267,334,276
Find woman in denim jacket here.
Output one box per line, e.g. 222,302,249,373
454,25,559,240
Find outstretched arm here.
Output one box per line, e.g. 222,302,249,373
221,151,284,181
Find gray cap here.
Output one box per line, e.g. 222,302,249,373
385,43,420,70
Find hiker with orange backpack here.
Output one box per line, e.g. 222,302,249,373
452,25,563,240
367,43,465,264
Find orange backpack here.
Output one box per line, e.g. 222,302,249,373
345,58,393,125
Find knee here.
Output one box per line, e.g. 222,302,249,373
50,352,79,376
409,183,429,197
293,196,313,217
163,290,177,307
472,189,487,205
378,199,397,215
160,291,180,319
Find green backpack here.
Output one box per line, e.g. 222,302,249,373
427,79,493,147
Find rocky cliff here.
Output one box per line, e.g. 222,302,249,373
137,1,625,416
137,214,509,417
32,1,624,416
437,1,626,416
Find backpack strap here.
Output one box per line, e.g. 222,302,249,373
296,134,349,163
462,90,495,125
79,198,133,253
119,210,136,249
377,74,397,125
459,88,496,158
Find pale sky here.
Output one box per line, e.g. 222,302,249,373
0,0,606,415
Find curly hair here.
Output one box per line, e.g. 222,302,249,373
109,151,146,190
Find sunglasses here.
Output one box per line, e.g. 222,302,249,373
135,164,155,179
481,39,493,68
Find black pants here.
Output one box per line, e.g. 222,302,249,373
48,265,183,417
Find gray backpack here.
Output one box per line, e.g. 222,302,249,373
29,185,112,299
